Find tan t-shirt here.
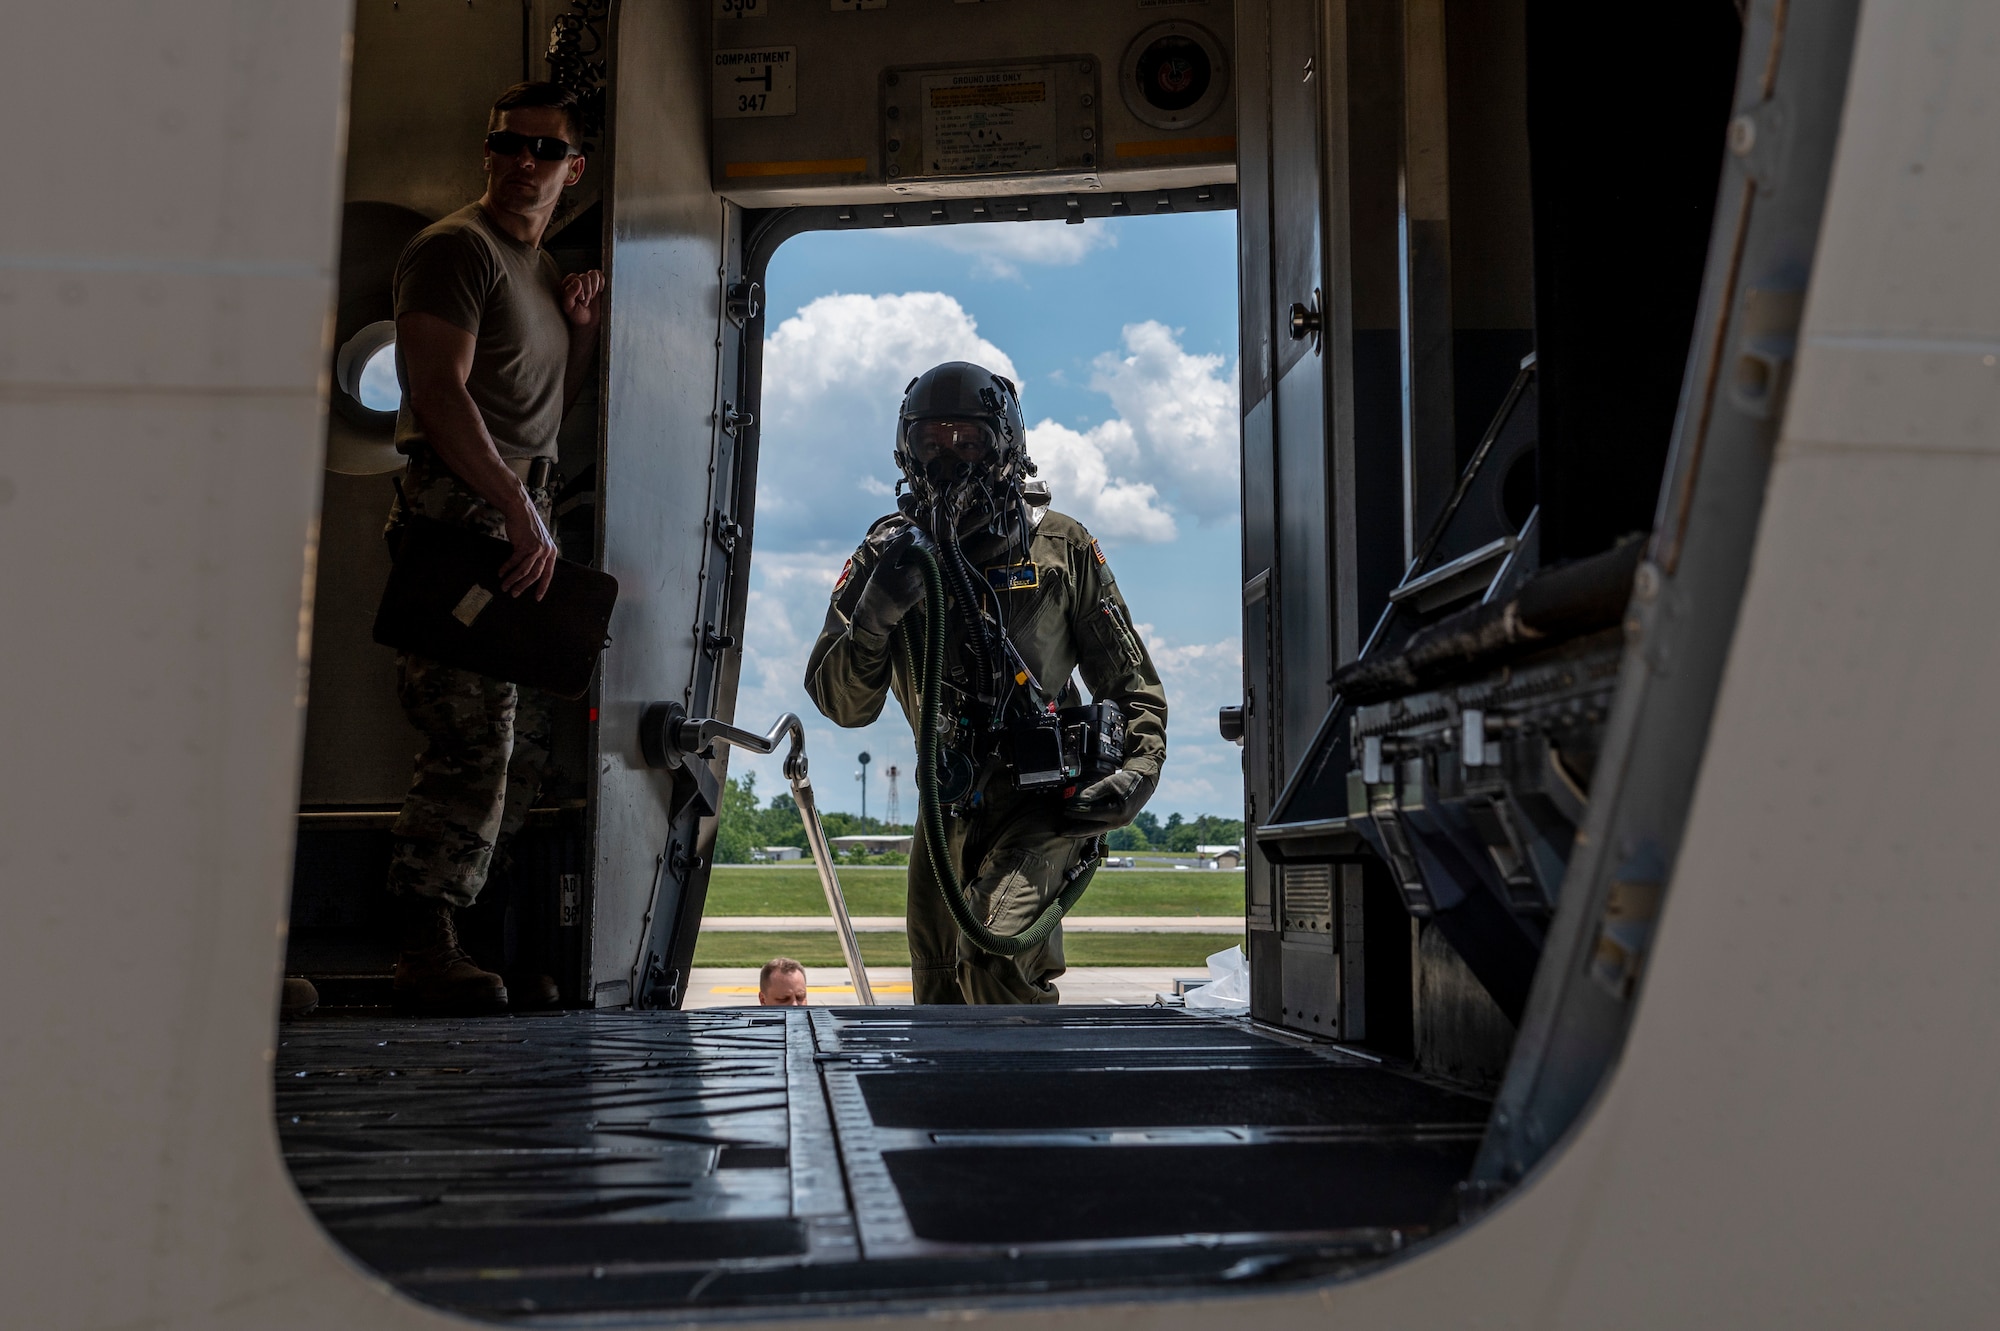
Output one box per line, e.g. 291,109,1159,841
392,203,570,461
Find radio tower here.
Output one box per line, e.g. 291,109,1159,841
884,765,901,829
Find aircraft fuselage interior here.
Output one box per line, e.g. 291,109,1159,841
46,0,1883,1321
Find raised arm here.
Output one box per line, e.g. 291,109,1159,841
1064,539,1169,829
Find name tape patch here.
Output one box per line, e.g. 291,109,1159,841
985,562,1040,592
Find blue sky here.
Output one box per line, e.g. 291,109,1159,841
727,211,1246,820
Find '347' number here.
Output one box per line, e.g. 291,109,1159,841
737,93,768,112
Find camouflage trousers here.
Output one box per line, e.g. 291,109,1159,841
385,450,557,908
905,792,1092,1005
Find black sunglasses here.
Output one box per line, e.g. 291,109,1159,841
485,129,578,162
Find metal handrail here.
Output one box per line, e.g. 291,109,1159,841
669,710,874,1005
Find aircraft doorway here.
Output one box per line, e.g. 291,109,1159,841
689,204,1251,1005
275,179,1499,1318
267,0,1857,1318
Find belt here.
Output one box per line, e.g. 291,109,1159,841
505,456,556,488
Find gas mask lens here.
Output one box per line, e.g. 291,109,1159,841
907,418,997,465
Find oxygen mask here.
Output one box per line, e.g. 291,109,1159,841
899,417,1011,536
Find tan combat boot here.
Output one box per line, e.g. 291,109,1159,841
393,895,509,1014
279,976,319,1020
504,971,562,1010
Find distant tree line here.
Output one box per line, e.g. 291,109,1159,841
1105,810,1245,854
711,774,913,865
713,774,1243,863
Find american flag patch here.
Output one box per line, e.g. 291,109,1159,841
1090,539,1108,565
832,557,854,597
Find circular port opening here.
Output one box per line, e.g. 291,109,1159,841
334,320,401,420
1121,23,1229,132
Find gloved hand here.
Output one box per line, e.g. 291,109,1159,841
1062,764,1155,832
851,529,927,640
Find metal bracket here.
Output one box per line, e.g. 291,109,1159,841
638,701,721,820
643,953,680,1010
633,705,875,1004
725,279,762,328
1727,97,1790,195
1726,285,1805,421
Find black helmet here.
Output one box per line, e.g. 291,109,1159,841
894,361,1031,500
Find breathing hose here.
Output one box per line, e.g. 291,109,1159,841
938,524,1001,709
893,540,1099,957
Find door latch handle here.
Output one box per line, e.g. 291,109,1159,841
1288,288,1323,350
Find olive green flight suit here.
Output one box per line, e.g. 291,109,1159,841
805,510,1169,1005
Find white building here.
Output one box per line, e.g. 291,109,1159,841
753,846,804,862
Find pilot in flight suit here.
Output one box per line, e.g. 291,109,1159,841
804,361,1169,1005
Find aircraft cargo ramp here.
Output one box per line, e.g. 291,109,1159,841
277,1007,1489,1318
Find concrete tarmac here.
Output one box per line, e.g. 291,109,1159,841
699,916,1243,933
682,966,1207,1008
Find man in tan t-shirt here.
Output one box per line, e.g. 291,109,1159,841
383,80,603,1014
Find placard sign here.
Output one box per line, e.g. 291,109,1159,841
713,47,796,117
920,66,1060,176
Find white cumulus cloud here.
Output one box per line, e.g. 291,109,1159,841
758,292,1016,548
763,291,1016,405
1026,418,1178,542
908,218,1117,280
1134,624,1246,815
1088,321,1241,520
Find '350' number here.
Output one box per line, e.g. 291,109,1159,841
717,0,763,16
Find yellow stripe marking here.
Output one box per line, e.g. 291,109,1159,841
930,83,1048,108
724,157,869,178
1113,135,1237,159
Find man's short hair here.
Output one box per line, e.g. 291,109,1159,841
489,81,583,146
759,957,805,991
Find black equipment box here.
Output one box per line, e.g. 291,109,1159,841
1008,701,1125,794
373,514,618,699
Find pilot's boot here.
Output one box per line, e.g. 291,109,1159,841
505,971,561,1010
393,895,509,1014
279,976,319,1020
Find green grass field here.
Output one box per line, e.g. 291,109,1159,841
691,929,1242,969
703,865,1243,917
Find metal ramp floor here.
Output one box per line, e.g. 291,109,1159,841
276,1007,1489,1319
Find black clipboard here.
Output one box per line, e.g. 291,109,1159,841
373,514,618,699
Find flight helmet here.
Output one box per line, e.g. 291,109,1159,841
894,361,1031,509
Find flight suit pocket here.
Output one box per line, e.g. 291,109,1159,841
1093,597,1144,669
977,846,1056,930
